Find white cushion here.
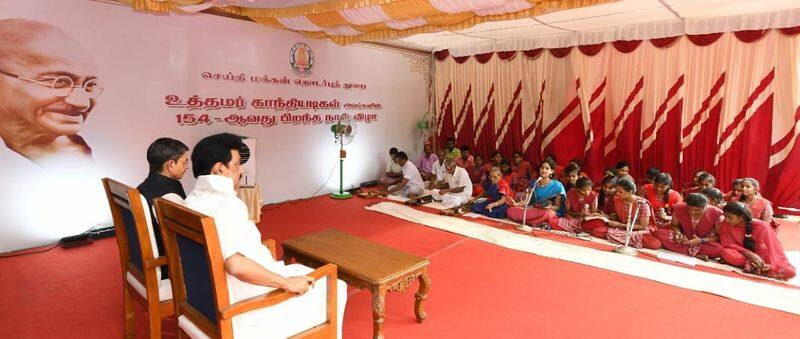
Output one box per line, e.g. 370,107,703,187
178,314,309,339
137,193,169,281
126,271,173,302
161,193,186,205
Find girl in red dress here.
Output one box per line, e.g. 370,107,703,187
591,179,662,249
548,177,598,233
738,178,778,231
718,202,795,280
642,173,683,228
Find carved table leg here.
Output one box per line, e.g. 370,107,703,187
372,286,387,339
282,248,294,264
415,269,431,323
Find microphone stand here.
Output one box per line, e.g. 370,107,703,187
517,178,539,233
613,199,642,256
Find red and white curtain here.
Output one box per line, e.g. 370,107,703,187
433,27,800,208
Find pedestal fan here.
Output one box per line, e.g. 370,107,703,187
330,117,357,199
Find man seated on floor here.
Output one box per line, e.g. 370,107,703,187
429,147,448,189
418,142,438,182
137,137,189,279
184,133,347,337
380,151,425,198
379,147,402,188
432,159,473,209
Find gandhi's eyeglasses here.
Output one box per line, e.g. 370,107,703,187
0,68,103,99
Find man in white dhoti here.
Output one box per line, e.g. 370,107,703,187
184,133,347,338
381,151,425,198
428,148,447,189
432,159,473,209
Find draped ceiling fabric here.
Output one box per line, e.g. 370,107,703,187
119,0,614,45
434,28,800,208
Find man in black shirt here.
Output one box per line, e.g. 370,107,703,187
137,137,189,278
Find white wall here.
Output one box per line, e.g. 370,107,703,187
0,0,428,252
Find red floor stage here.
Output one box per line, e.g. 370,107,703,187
1,196,798,338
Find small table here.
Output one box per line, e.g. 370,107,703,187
282,229,431,339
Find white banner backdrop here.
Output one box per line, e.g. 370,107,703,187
0,0,429,252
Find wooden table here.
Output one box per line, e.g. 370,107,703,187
282,229,431,339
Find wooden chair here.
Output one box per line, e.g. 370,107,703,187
101,178,175,339
154,198,338,338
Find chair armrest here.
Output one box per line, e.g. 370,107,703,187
144,256,168,269
220,263,338,320
262,239,277,259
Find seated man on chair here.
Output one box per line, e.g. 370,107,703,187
137,137,189,278
185,133,347,337
380,151,425,198
432,159,473,210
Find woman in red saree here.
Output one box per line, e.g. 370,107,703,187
548,177,597,233
718,202,795,280
591,179,661,249
642,173,683,228
652,193,724,260
738,178,778,231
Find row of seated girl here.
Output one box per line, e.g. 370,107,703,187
466,158,795,280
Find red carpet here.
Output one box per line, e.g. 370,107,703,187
1,195,798,338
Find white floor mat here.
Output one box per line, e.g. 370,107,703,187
366,201,800,315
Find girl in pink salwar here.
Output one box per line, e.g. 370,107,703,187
718,202,795,280
652,193,724,260
642,173,683,228
738,178,778,231
591,179,662,249
548,177,598,233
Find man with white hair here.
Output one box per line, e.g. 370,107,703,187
432,159,473,209
0,19,105,253
0,18,101,166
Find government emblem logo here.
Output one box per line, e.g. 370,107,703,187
290,42,314,77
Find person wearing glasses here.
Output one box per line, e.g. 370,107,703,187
0,19,102,166
0,19,108,254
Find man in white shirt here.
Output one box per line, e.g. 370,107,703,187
184,133,347,338
381,151,424,198
430,148,448,187
378,147,402,187
432,159,473,209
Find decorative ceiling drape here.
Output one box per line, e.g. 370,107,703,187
119,0,614,44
